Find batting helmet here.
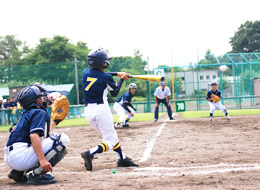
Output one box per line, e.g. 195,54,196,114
87,48,112,69
17,85,47,110
128,83,137,90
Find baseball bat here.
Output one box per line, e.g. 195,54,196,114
128,75,165,82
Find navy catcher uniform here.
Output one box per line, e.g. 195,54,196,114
81,48,138,171
206,81,231,122
4,85,70,185
114,83,137,128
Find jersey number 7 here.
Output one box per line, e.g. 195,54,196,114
85,77,97,91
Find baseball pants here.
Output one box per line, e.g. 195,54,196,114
4,137,54,171
84,103,119,150
208,101,227,114
113,102,135,124
154,98,172,119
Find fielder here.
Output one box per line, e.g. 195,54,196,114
4,85,70,185
206,81,231,122
81,48,138,171
113,83,137,128
153,82,174,122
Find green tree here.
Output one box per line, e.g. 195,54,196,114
230,20,260,52
24,35,90,65
0,35,29,66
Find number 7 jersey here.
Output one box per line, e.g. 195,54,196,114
82,68,118,104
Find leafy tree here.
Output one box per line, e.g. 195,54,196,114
0,35,29,66
230,20,260,52
24,35,90,65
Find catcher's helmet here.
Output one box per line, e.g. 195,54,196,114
17,85,47,110
87,48,112,69
128,83,137,90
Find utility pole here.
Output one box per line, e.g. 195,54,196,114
74,58,79,105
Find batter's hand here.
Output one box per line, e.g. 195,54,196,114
121,73,130,80
130,112,134,117
40,159,53,173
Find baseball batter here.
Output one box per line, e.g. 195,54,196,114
4,85,70,184
206,81,231,122
81,48,138,171
113,83,137,128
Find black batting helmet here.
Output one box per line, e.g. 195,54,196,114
87,48,112,69
17,85,47,110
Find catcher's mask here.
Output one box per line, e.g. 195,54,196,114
87,48,112,69
17,85,48,109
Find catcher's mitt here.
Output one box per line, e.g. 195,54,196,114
211,94,221,103
51,95,70,125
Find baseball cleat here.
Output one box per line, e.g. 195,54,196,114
8,170,27,183
27,173,58,185
209,118,212,122
169,117,175,120
227,117,231,121
81,150,94,171
117,157,139,167
122,124,130,128
153,119,158,122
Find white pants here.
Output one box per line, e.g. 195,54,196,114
84,103,119,150
4,137,54,171
113,102,135,124
208,101,227,114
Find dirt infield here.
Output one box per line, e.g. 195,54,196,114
1,114,260,190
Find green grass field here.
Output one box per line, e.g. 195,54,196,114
181,109,260,118
0,113,165,132
0,109,259,132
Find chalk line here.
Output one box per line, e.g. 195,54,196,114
139,123,166,163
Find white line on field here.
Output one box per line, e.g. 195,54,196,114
139,123,166,163
51,163,260,177
64,156,82,159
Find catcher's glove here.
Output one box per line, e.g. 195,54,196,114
211,94,221,103
51,95,70,125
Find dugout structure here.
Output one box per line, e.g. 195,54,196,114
153,53,260,111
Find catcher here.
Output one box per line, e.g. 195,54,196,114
206,81,231,122
4,84,70,185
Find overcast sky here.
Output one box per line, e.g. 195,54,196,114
1,0,259,69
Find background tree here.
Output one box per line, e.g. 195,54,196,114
230,20,260,52
0,35,29,66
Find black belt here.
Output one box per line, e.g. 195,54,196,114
84,103,103,107
9,144,31,152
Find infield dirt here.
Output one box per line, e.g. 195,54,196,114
0,114,260,189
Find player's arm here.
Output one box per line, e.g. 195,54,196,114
166,96,171,106
155,96,159,107
109,73,130,97
30,133,52,173
206,92,214,101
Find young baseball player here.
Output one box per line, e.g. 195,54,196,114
81,48,138,171
206,81,231,122
4,85,70,185
153,82,174,122
113,83,137,128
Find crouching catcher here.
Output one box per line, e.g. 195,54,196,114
4,85,70,185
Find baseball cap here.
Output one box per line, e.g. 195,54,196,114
11,95,15,98
211,81,217,86
160,82,166,86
